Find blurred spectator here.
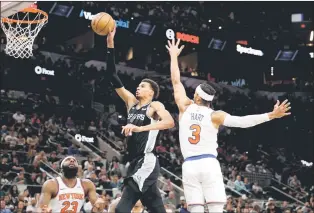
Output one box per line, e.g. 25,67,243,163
234,175,246,193
12,111,25,124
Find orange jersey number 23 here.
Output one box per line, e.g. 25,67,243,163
188,124,201,144
61,201,78,213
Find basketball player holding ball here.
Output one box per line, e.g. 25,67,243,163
166,38,291,213
105,27,175,213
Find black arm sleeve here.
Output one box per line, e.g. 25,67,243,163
107,48,124,88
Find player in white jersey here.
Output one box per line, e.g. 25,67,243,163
37,156,105,213
166,39,291,213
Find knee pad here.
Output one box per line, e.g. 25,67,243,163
188,204,204,213
206,203,225,213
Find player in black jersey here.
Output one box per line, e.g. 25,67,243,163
106,27,175,213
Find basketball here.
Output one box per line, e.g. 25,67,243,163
91,12,115,36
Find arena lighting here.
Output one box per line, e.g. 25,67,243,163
310,52,314,58
291,13,303,23
310,30,313,42
208,38,226,51
49,2,73,18
218,26,222,30
275,50,298,61
271,67,274,76
135,22,156,36
236,44,264,56
208,20,211,23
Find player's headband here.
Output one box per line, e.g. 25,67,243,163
60,156,75,168
196,85,214,101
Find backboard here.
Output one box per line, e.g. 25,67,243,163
1,1,35,18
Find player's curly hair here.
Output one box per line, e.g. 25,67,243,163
142,79,160,99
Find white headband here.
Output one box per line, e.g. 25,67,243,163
196,85,214,101
61,156,76,168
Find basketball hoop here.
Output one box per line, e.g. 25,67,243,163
1,5,48,58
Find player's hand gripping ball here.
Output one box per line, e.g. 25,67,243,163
91,12,116,36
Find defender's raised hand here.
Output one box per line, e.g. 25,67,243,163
269,100,291,119
166,39,185,57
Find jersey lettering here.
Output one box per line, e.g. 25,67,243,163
58,193,84,201
190,113,204,122
127,113,145,121
188,124,201,144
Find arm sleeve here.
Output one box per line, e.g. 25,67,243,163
107,48,123,88
223,113,270,128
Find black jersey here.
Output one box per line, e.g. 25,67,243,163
126,103,159,160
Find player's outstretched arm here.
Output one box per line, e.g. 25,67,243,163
37,179,56,213
212,100,291,128
83,179,105,213
166,39,192,113
106,27,137,110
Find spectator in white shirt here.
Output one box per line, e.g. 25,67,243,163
12,111,25,123
5,131,18,147
227,177,236,189
252,182,263,197
83,165,95,179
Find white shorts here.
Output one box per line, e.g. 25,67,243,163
182,156,226,206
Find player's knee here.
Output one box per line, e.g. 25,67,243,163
206,203,225,213
188,204,204,213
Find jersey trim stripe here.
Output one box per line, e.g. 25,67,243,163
143,119,158,153
132,153,156,191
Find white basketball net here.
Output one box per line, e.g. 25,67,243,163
1,10,48,59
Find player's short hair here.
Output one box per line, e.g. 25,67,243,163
141,78,160,99
199,83,216,104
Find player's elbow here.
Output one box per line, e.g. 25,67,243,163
166,118,175,129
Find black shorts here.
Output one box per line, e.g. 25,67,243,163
124,152,159,193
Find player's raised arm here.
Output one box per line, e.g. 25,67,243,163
166,39,193,113
83,179,105,213
211,100,291,128
37,180,55,213
107,27,137,110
